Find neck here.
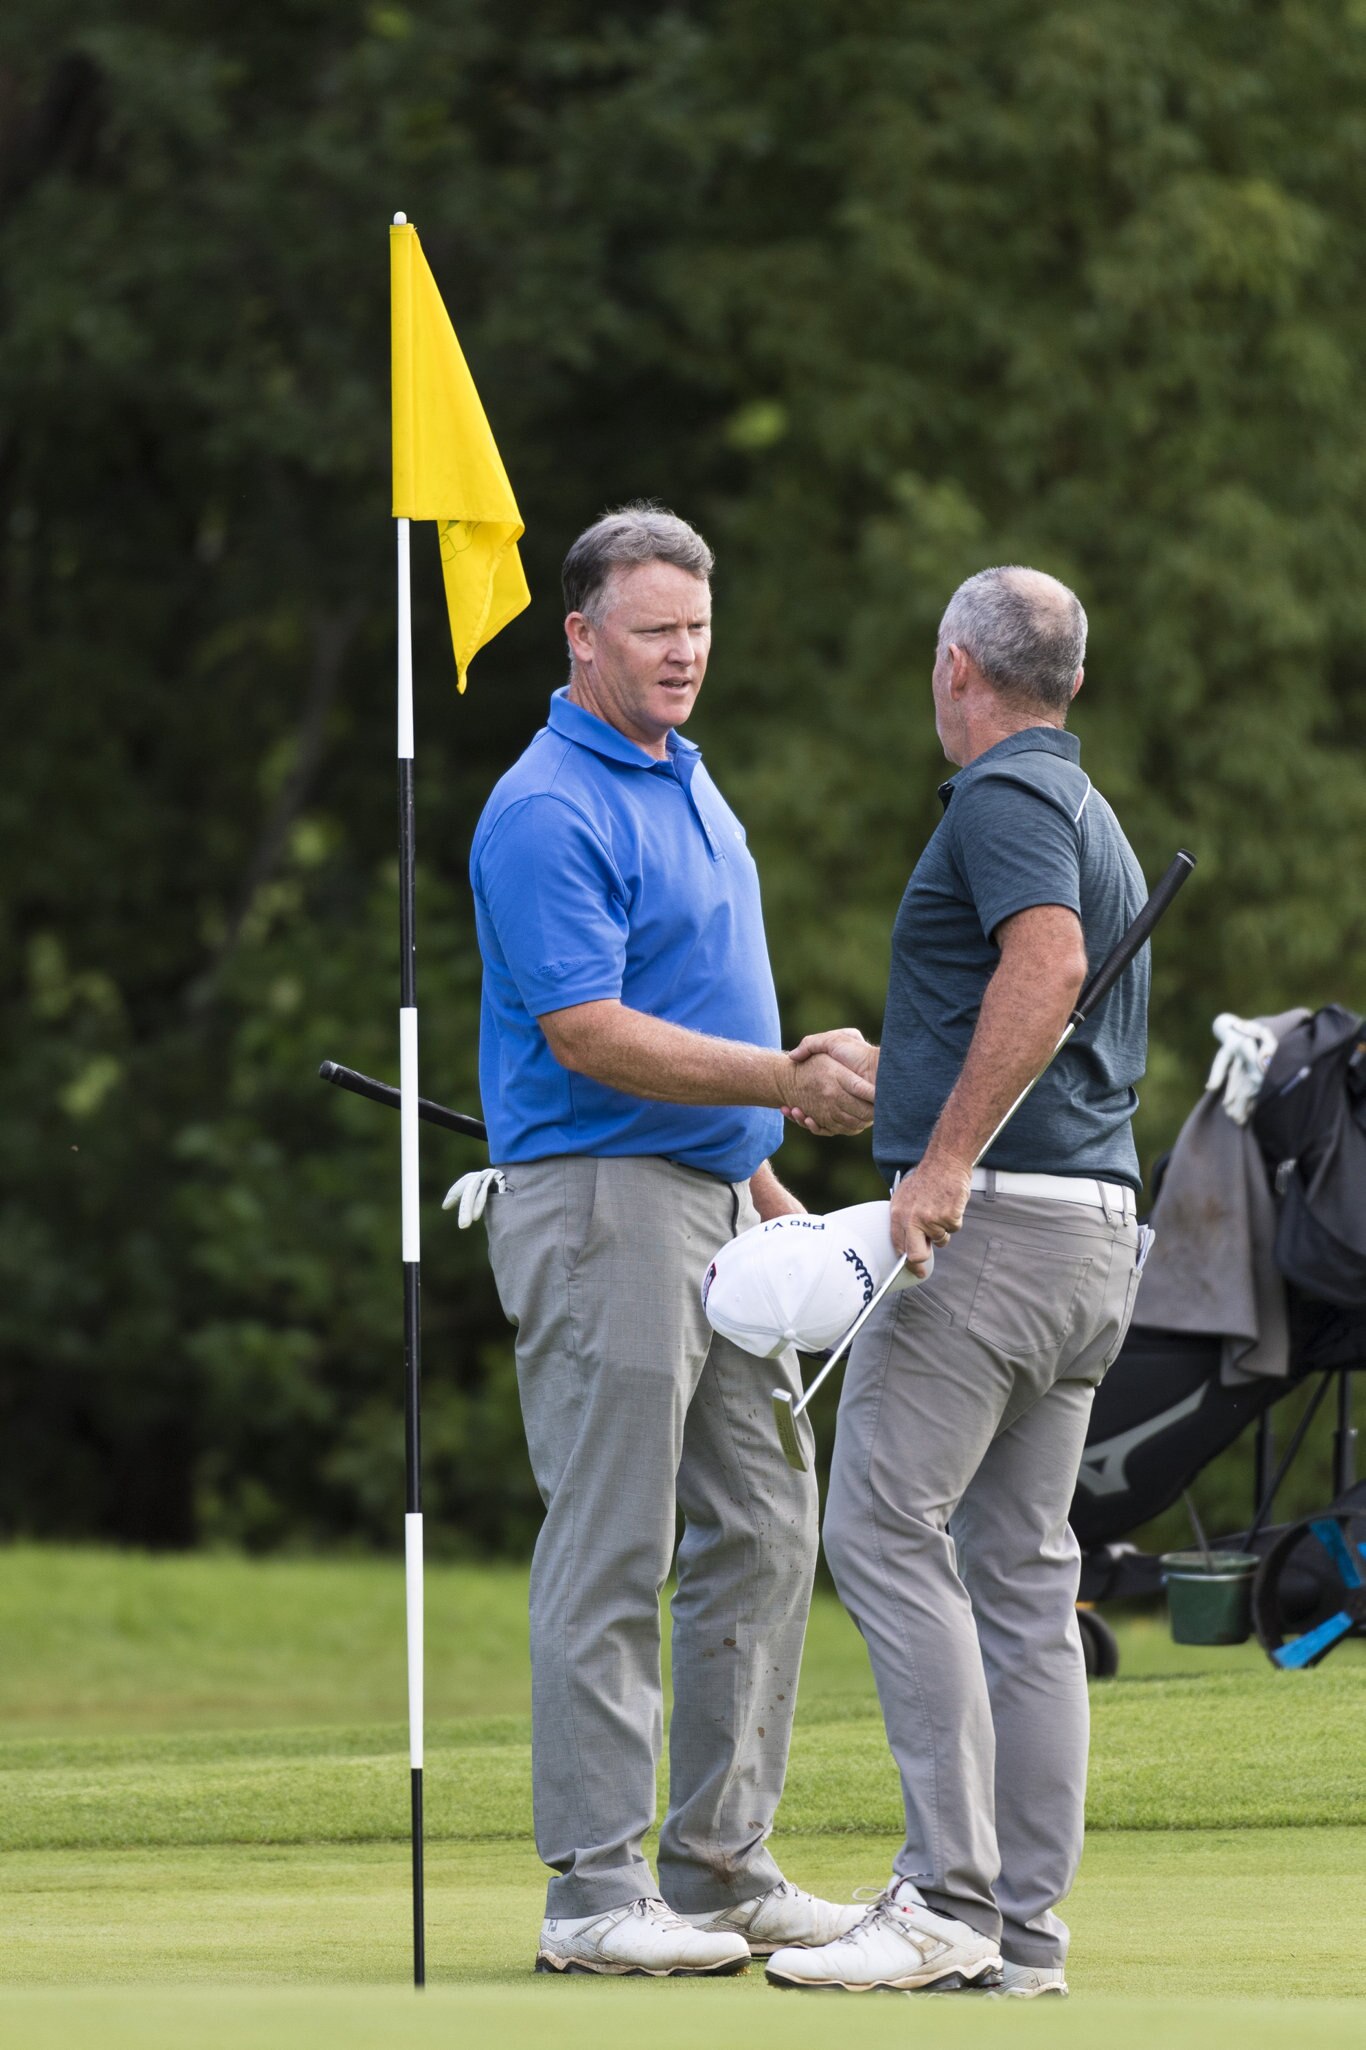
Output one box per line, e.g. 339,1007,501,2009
566,669,667,758
956,706,1063,768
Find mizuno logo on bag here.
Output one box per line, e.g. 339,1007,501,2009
1075,1385,1207,1498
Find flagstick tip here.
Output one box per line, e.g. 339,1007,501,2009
394,211,407,226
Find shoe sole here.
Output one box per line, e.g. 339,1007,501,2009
988,1984,1069,1999
765,1963,1002,1995
536,1952,750,1978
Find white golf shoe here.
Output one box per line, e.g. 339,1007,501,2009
765,1879,1002,1994
991,1961,1069,1998
681,1879,866,1955
535,1896,750,1977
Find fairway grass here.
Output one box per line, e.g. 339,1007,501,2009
1,1545,1363,2036
4,1828,1365,1997
6,1545,1355,1737
2,1667,1363,1853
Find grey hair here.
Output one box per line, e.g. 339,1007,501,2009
939,566,1087,713
562,501,714,624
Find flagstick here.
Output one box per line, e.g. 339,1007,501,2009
395,491,425,1988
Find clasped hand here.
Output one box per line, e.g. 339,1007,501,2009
781,1027,878,1137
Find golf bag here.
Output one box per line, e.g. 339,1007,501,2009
1071,1004,1366,1561
1250,1004,1366,1307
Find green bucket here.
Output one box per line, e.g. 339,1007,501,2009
1160,1550,1259,1646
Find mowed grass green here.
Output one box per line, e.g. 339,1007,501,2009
4,1986,1365,2050
1,1544,1363,2044
5,1829,1366,1997
3,1666,1364,1854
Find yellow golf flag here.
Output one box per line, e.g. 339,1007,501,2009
391,222,529,691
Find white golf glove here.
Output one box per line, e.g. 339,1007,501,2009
1206,1013,1278,1125
442,1167,506,1227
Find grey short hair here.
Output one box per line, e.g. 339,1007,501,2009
939,566,1087,713
562,501,714,624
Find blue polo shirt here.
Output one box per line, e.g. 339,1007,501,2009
873,727,1149,1191
471,689,784,1180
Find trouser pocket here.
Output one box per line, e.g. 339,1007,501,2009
966,1234,1093,1355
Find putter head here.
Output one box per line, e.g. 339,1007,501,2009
772,1389,809,1472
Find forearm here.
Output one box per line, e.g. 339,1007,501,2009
925,950,1084,1169
750,1159,805,1219
542,998,793,1107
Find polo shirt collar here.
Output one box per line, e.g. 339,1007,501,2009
548,686,700,772
938,724,1079,808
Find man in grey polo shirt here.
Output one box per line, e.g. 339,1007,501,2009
768,566,1147,1998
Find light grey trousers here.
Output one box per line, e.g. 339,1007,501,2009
824,1182,1141,1968
486,1154,819,1920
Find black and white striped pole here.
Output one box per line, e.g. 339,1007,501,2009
393,209,426,1988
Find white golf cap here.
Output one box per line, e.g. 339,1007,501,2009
700,1200,926,1359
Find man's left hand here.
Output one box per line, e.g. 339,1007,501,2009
890,1153,972,1276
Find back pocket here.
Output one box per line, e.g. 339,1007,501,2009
966,1235,1092,1357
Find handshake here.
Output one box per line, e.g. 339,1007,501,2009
776,1027,880,1138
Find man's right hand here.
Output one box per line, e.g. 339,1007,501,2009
778,1049,876,1136
788,1027,879,1085
783,1028,878,1133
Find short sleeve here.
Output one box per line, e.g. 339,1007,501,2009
949,776,1082,943
476,795,629,1015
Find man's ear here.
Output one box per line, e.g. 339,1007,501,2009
1070,665,1084,701
565,611,595,664
948,643,974,698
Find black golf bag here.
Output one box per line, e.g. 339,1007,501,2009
1253,1003,1366,1306
1071,1004,1366,1593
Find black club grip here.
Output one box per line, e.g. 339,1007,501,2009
318,1059,489,1143
1072,850,1196,1026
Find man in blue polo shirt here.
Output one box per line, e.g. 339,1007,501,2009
471,504,872,1979
768,567,1148,2000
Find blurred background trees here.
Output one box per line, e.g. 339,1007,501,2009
3,0,1364,1553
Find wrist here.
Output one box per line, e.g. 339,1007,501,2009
921,1142,973,1179
770,1052,798,1106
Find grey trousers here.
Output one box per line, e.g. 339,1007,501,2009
824,1183,1141,1968
486,1154,820,1919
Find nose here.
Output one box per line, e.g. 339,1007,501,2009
664,632,695,669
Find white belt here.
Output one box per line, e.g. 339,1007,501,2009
970,1165,1136,1217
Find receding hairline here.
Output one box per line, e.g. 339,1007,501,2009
561,501,715,625
577,556,712,623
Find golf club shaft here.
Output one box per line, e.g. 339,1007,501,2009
319,1059,488,1142
782,849,1196,1434
972,850,1196,1163
778,1253,913,1426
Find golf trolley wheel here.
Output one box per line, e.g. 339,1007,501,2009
1076,1606,1120,1679
1252,1512,1366,1669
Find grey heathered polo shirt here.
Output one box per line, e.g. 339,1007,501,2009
873,726,1149,1192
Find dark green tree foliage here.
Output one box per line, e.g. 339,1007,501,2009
2,1,1363,1551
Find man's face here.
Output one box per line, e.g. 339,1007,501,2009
567,561,712,755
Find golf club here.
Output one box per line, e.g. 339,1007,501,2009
318,1058,488,1142
772,848,1197,1470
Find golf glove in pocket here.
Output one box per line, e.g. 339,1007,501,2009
442,1167,506,1227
